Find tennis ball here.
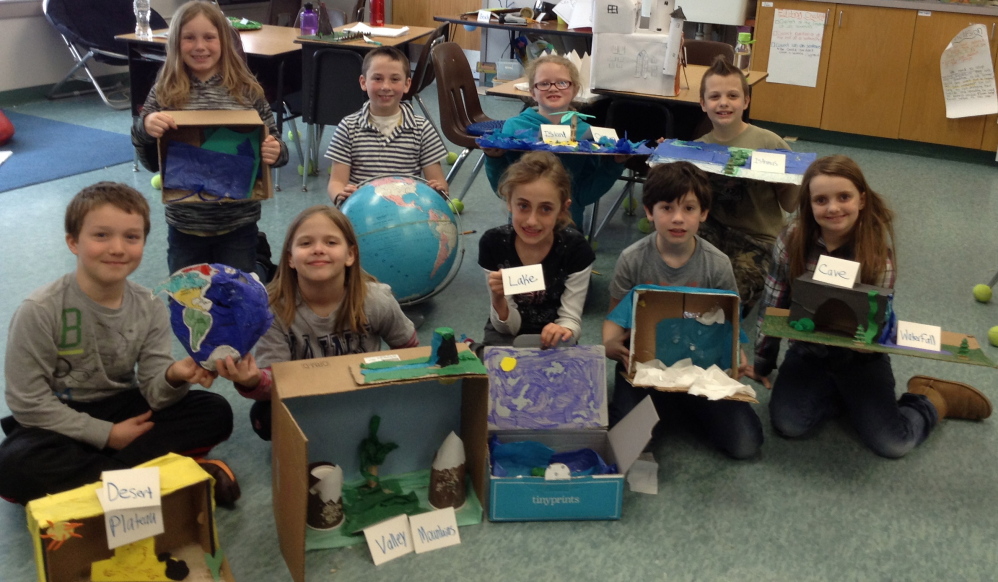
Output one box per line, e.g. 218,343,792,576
989,326,998,347
448,199,465,214
974,284,992,303
446,152,459,165
637,217,653,234
622,197,639,215
150,174,162,190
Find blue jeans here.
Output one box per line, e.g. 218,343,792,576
610,362,763,459
770,344,938,459
167,222,258,274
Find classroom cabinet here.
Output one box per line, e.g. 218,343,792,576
899,11,998,148
753,0,998,150
751,0,834,128
819,5,915,138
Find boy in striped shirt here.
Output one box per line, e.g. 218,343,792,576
326,46,449,204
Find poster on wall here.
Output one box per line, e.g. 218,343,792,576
766,9,826,88
941,23,998,119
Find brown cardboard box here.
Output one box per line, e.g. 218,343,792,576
625,286,752,402
158,109,273,204
270,344,488,582
26,453,234,582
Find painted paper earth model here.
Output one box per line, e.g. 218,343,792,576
341,176,461,304
157,263,273,368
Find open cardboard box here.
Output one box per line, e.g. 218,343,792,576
624,285,754,402
25,453,233,582
158,109,273,204
483,345,658,521
270,344,488,582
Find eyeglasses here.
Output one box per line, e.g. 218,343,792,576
533,80,573,91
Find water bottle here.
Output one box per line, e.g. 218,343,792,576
300,3,318,37
734,32,753,73
370,0,385,27
133,0,152,39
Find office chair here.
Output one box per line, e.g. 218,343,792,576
683,40,735,66
403,23,450,143
301,48,367,191
431,41,502,202
43,0,167,110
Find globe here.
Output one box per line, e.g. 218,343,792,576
341,175,462,305
157,263,273,368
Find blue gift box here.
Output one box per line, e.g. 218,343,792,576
484,345,658,521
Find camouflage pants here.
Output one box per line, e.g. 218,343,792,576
698,218,773,312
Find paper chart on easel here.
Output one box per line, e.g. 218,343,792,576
766,9,826,87
941,23,998,119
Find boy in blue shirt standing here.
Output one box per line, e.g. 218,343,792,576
0,182,238,505
603,162,762,459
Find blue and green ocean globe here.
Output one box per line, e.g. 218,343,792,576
341,176,462,304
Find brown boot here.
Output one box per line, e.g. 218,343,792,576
197,458,242,507
907,375,992,421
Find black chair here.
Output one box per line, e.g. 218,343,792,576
585,99,676,241
301,48,367,191
43,0,167,110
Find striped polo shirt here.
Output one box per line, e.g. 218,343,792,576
325,101,447,185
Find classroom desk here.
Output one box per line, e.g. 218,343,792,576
433,14,592,40
117,25,302,118
487,65,768,105
295,24,435,125
294,24,435,189
487,66,768,139
434,14,591,86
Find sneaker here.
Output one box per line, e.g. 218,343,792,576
907,375,992,421
197,459,242,507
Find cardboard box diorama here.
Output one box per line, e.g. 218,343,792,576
483,344,659,521
158,110,273,205
590,0,684,97
761,273,998,368
619,285,756,403
270,344,490,582
26,453,233,582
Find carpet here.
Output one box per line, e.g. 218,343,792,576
0,111,134,193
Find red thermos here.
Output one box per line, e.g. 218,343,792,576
370,0,384,26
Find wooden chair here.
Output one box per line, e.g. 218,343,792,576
431,41,501,201
403,23,449,141
683,40,735,66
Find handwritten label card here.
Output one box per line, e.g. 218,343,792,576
477,10,492,23
502,264,546,295
812,255,859,289
364,514,413,566
101,468,160,509
896,321,942,352
364,354,402,364
97,468,163,549
410,508,461,554
590,127,619,142
540,124,573,144
751,151,786,174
